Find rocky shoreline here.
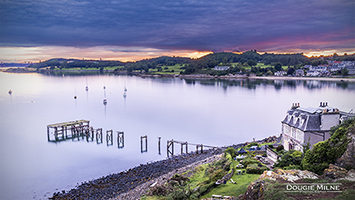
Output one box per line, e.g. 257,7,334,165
49,135,279,200
50,149,222,200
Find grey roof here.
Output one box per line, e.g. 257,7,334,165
282,105,340,131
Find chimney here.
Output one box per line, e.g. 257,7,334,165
292,103,300,109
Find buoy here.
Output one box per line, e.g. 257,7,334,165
123,93,127,98
8,90,12,95
74,96,77,99
103,98,107,105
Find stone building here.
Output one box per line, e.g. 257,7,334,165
281,102,354,152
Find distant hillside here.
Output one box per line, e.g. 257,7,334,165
27,58,125,69
24,52,355,75
0,63,31,67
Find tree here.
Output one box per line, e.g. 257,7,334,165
274,149,303,169
341,68,349,76
301,118,353,174
247,59,257,67
287,67,295,75
274,62,282,71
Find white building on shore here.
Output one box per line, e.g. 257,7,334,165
281,102,354,152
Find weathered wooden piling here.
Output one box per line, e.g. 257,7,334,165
167,139,174,157
117,131,124,148
158,137,161,155
166,139,217,157
181,142,188,154
106,130,113,146
141,135,148,153
196,144,203,154
96,128,103,144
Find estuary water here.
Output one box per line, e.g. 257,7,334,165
0,72,354,199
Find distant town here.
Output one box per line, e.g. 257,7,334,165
1,51,355,78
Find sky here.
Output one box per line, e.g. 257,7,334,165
0,0,354,63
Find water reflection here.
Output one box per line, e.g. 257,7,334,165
179,78,355,90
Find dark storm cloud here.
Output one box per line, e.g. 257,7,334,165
1,0,354,52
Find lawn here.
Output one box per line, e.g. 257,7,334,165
149,64,185,74
201,173,260,198
200,155,260,198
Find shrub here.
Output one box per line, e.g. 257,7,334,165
246,142,259,148
198,182,215,196
276,145,284,152
148,185,168,196
274,149,303,169
223,160,232,171
242,156,260,167
224,147,236,158
210,169,226,182
283,165,302,170
246,163,269,174
301,118,354,174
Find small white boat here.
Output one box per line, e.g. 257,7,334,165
103,98,107,105
8,90,12,95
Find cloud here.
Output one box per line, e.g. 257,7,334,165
1,0,354,58
0,46,212,63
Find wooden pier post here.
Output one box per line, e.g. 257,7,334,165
181,142,188,154
167,139,174,157
47,126,50,141
90,127,94,141
96,128,103,144
117,131,124,148
141,135,148,153
196,144,203,154
106,130,113,146
158,137,161,155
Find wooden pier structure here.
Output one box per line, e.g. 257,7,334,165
47,120,90,142
167,139,218,157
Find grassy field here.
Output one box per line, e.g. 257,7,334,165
149,64,185,74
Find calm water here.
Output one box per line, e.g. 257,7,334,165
0,72,354,199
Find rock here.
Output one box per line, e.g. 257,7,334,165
345,169,355,181
335,132,355,170
258,169,319,182
322,164,348,181
238,180,264,200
